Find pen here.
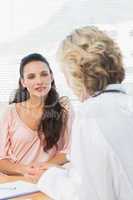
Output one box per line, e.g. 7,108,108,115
0,187,16,190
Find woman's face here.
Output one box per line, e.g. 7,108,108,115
21,61,53,99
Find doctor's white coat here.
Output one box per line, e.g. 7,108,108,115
38,84,133,200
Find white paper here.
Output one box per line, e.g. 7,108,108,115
0,180,39,200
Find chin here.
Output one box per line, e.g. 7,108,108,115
32,92,47,99
35,89,50,97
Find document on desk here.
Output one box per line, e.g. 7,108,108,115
0,180,40,200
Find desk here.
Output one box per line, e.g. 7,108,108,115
0,175,51,200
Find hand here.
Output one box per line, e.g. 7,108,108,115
24,169,46,183
37,162,58,170
16,164,41,176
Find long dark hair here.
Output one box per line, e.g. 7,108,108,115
9,53,68,152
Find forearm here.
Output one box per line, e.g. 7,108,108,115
47,153,68,166
38,153,69,171
0,159,23,175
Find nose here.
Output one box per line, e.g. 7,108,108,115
35,76,43,85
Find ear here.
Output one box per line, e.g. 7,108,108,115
20,78,26,88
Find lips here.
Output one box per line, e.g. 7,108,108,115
35,87,46,92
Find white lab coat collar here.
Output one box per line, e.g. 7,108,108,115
105,83,126,93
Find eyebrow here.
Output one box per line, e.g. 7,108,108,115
40,70,49,73
26,70,49,76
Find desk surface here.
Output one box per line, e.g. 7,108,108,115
0,175,51,200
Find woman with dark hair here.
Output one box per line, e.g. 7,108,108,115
0,53,72,178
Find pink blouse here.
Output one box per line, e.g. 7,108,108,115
0,103,72,165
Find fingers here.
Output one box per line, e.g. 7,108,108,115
24,170,44,183
38,163,56,170
24,174,37,183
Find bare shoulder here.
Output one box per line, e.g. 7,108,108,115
15,102,22,110
15,102,28,112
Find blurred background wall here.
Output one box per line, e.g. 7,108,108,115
0,0,133,106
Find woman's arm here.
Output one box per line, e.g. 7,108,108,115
0,159,25,175
0,159,41,176
38,153,68,170
0,106,20,175
47,153,68,165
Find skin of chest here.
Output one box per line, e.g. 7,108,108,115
16,103,43,131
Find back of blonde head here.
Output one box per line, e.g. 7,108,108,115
58,26,125,96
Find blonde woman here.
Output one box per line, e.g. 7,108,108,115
38,27,133,199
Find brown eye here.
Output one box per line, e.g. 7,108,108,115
27,74,35,79
41,72,49,77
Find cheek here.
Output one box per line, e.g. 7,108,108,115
24,80,34,90
46,76,52,83
44,75,53,86
47,80,52,91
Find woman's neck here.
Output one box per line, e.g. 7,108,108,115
24,96,45,110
